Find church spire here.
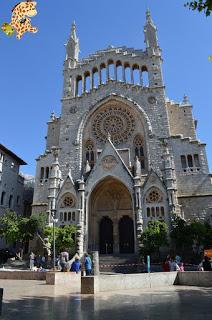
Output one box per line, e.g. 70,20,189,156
144,9,159,49
65,21,80,66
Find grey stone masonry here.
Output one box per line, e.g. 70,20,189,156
32,11,212,255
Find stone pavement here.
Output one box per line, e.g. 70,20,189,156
1,280,212,320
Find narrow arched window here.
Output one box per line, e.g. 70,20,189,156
187,155,193,168
85,139,95,168
1,191,5,205
141,65,149,86
84,71,91,92
108,60,114,80
40,167,44,180
124,63,131,83
9,195,13,209
181,155,187,169
161,207,165,217
134,135,145,169
92,67,98,88
76,75,83,96
100,63,106,84
116,61,122,81
45,167,49,179
132,64,140,85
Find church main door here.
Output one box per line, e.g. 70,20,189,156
88,177,134,254
119,216,134,253
99,217,113,254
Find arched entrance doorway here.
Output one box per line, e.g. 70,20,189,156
119,216,134,253
88,177,134,254
99,217,113,254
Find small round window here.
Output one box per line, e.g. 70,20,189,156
63,196,74,207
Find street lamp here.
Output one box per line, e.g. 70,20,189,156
51,201,58,271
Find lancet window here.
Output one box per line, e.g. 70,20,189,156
134,135,145,169
145,187,165,222
85,139,95,168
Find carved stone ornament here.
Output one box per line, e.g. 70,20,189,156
65,182,72,190
101,155,118,171
70,106,77,113
148,96,157,104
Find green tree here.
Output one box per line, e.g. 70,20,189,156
185,0,212,16
0,211,19,244
171,216,212,256
140,220,169,258
0,211,47,250
44,225,76,253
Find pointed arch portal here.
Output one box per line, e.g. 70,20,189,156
88,177,135,254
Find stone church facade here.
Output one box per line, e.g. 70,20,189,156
32,11,212,256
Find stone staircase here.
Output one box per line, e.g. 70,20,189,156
99,254,145,274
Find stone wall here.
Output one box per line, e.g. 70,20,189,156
166,101,196,139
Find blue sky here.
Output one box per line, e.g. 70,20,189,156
0,0,212,175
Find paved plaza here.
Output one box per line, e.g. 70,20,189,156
1,280,212,320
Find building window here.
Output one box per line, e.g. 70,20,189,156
146,188,163,203
45,167,49,179
187,155,193,168
63,196,74,207
9,195,13,209
72,211,76,221
1,191,6,205
181,155,187,169
40,167,44,180
85,139,95,168
134,135,145,169
60,212,63,221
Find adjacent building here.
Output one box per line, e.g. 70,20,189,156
0,144,26,217
32,11,212,256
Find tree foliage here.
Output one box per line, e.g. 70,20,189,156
44,225,76,253
0,211,46,248
140,220,169,257
170,216,212,254
185,0,212,16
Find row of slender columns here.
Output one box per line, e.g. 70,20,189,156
77,67,145,96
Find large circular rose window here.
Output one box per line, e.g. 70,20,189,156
92,105,135,144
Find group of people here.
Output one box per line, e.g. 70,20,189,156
163,254,212,272
70,253,92,275
30,250,93,275
162,255,184,272
29,251,46,271
58,252,92,275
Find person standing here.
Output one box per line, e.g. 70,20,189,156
29,251,35,270
71,257,81,274
162,257,170,272
202,256,212,271
169,257,180,271
84,253,92,276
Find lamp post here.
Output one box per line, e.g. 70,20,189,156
51,201,58,271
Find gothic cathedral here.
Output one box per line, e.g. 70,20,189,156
32,11,212,256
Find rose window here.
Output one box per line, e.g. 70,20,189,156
146,189,163,203
92,105,135,145
63,196,74,207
